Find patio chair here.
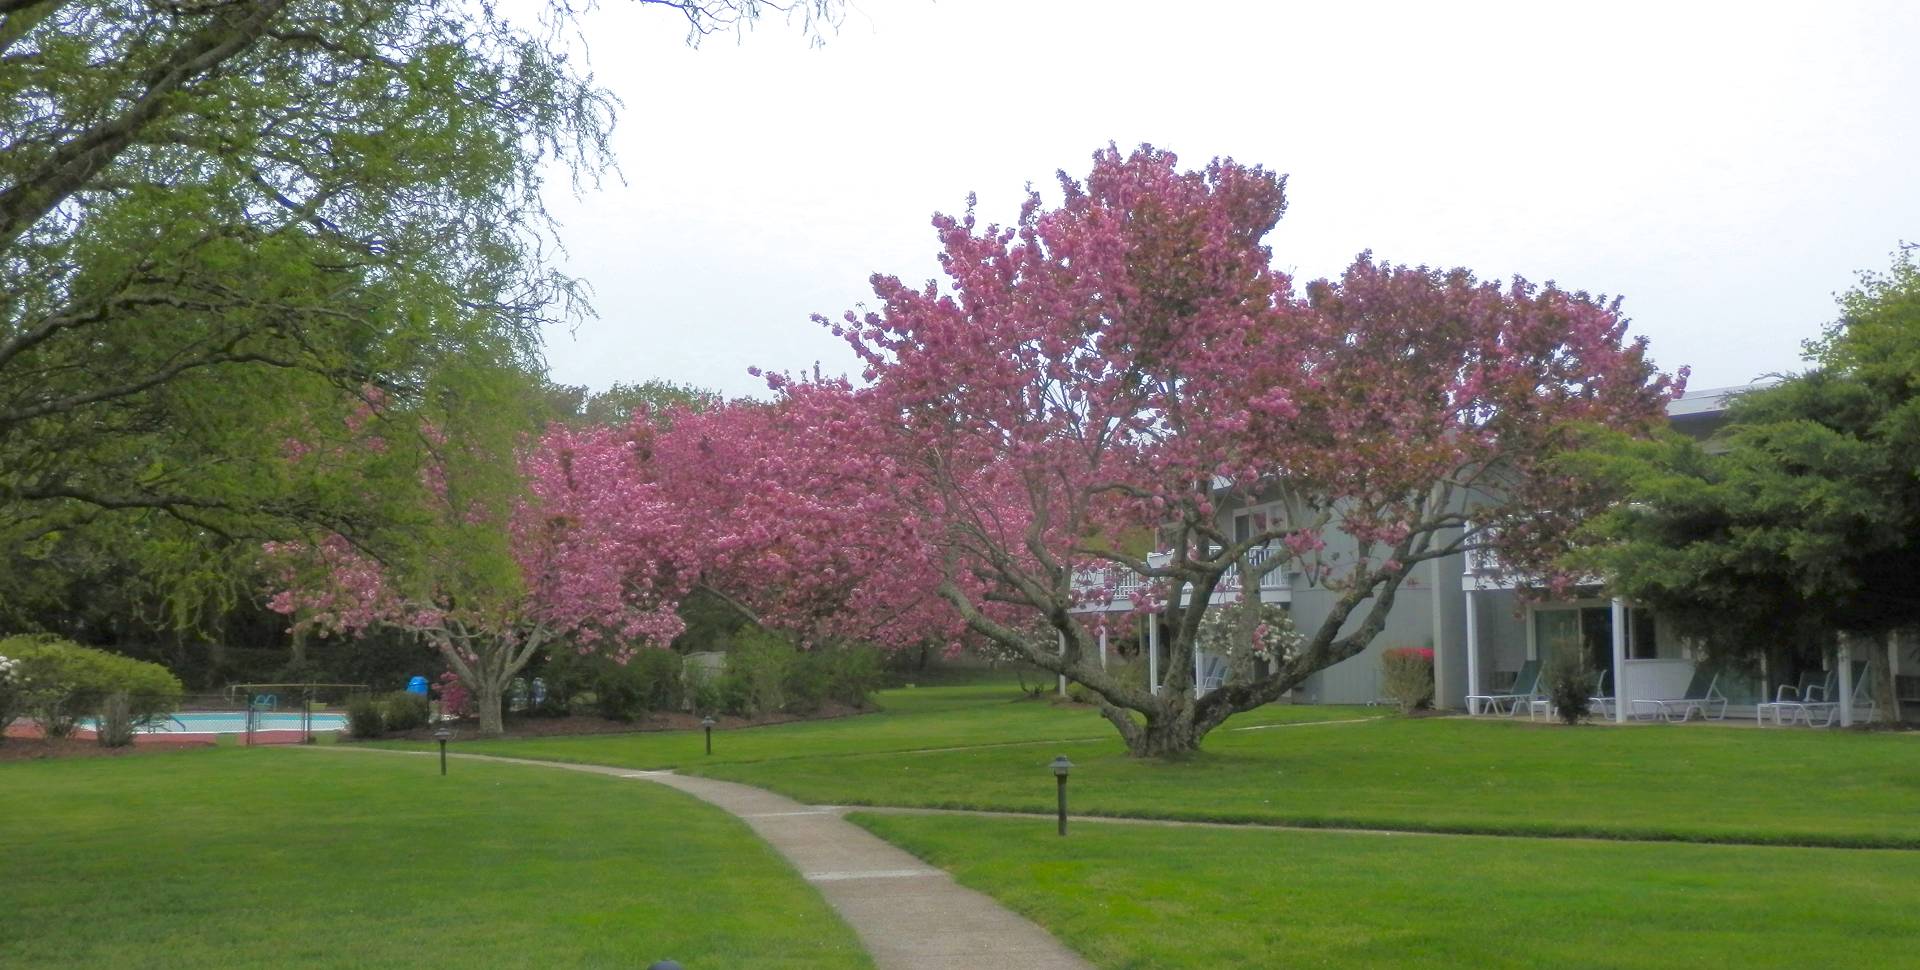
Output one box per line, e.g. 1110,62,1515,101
1629,669,1727,722
1466,660,1541,716
1792,663,1875,727
1756,670,1829,726
1194,654,1227,698
1587,668,1615,720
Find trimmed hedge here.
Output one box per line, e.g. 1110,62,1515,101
716,634,884,718
381,691,431,732
0,635,184,734
346,695,386,738
592,649,685,721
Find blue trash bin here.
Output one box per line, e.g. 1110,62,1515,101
406,675,429,696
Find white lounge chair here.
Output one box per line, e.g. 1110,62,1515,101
1587,669,1615,720
1792,663,1875,727
1630,669,1727,722
1194,654,1227,698
1467,660,1542,716
1756,671,1829,727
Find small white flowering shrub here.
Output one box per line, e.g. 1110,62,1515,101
0,652,24,742
1196,603,1303,685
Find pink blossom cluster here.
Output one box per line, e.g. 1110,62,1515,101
644,380,973,652
809,143,1680,673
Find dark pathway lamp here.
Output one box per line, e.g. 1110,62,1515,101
701,716,716,756
1050,755,1074,836
434,726,452,776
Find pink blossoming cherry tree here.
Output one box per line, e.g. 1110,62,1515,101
645,382,970,653
828,144,1682,756
268,423,690,736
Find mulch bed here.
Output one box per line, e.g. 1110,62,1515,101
2,703,882,755
0,734,216,762
371,703,877,743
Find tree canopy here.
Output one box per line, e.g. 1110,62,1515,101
0,0,839,629
814,144,1679,755
1578,245,1920,710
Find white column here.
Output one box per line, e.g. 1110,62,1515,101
1610,597,1629,724
1464,588,1481,709
1838,637,1855,727
1891,634,1904,723
1099,625,1109,670
1194,632,1205,698
1058,629,1068,697
1147,616,1160,696
1428,557,1449,709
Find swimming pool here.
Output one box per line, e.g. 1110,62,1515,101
83,711,351,734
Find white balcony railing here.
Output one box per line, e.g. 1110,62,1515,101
1069,546,1293,612
1460,522,1601,592
1216,546,1293,594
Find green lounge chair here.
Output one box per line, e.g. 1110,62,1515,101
1630,668,1726,722
1466,660,1541,716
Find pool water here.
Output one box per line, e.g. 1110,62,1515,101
81,711,351,734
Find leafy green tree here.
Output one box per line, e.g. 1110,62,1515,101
543,378,721,428
1579,246,1920,718
0,0,837,628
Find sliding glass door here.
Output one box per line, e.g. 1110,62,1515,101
1531,604,1661,674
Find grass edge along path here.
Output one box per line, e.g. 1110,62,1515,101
681,716,1920,851
0,745,873,970
837,803,1920,851
313,746,1095,970
846,811,1920,970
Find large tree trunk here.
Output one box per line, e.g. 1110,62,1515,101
475,678,506,737
1871,630,1899,724
1097,688,1208,758
426,622,552,738
1128,712,1201,758
940,535,1417,758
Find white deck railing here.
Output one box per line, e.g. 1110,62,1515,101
1463,523,1502,576
1070,546,1292,611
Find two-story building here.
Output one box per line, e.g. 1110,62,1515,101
1068,383,1911,723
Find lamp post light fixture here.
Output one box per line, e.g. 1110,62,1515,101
701,716,716,756
433,726,452,776
1050,755,1074,836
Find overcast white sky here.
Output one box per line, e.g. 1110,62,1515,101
534,0,1920,400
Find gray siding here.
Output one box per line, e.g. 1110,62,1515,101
1467,589,1530,692
1292,582,1448,705
1430,552,1469,707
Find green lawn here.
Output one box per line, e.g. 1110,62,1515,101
10,689,1917,969
381,682,1383,771
852,812,1920,969
691,717,1920,847
0,748,871,969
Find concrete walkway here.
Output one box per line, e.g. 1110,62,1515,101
313,748,1092,970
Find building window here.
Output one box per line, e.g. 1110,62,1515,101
1532,603,1662,667
1627,608,1658,660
